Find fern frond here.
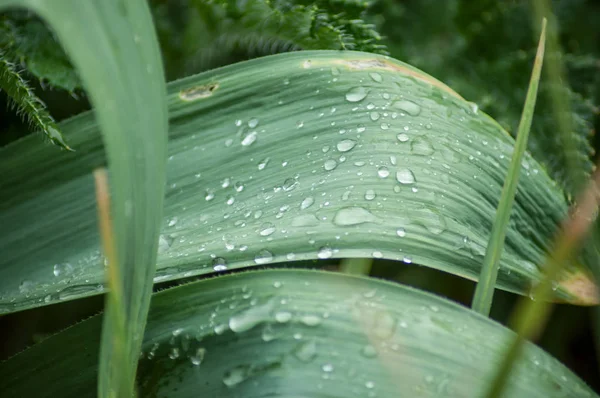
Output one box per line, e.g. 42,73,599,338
0,51,71,150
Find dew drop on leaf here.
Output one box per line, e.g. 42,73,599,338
396,169,416,184
393,99,421,116
345,87,368,102
336,139,356,152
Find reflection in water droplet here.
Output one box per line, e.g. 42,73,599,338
317,246,333,259
333,207,378,226
337,139,356,152
396,169,416,184
393,99,421,116
345,87,369,102
294,339,317,362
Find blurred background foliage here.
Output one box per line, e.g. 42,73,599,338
1,0,599,393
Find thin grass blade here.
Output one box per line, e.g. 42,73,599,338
471,19,547,316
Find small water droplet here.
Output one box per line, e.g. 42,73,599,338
241,131,257,146
169,347,180,359
248,118,259,128
275,311,292,323
301,197,315,210
369,111,380,121
396,169,416,184
317,246,333,259
345,87,369,102
53,262,74,277
205,191,215,201
337,139,356,152
190,347,206,365
300,314,322,326
254,250,274,264
259,222,276,236
377,166,390,178
324,159,338,171
364,189,376,201
212,257,228,271
294,339,317,362
258,158,270,170
372,251,383,258
396,228,406,237
322,363,334,372
167,217,178,227
397,133,409,142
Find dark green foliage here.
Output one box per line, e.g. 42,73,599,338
376,0,600,197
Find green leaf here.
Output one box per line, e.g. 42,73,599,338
0,50,596,317
0,270,596,397
0,0,169,396
0,49,71,149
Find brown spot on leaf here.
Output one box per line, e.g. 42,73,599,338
557,271,599,305
179,83,219,101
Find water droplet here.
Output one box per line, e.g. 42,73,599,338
380,122,390,130
322,363,334,372
317,246,333,259
396,169,416,184
324,159,337,171
229,299,274,333
190,347,206,365
418,208,447,235
337,139,356,152
333,207,378,226
275,311,292,323
410,137,434,156
169,347,180,359
369,72,383,82
369,111,380,121
292,214,320,227
393,99,421,116
402,256,412,264
396,228,406,237
296,121,304,128
357,125,366,133
364,190,376,201
396,133,409,142
167,217,178,227
205,190,215,201
254,250,274,264
53,262,74,277
361,344,378,358
301,197,315,210
372,251,383,258
223,365,251,387
212,257,228,271
158,234,174,253
300,314,322,326
377,167,390,178
258,158,270,170
365,381,375,389
294,339,317,362
18,280,34,294
248,118,259,128
345,87,368,102
241,131,257,146
259,222,276,236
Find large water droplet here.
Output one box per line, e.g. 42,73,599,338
333,207,378,226
212,257,228,271
292,214,320,227
229,299,274,333
393,99,421,116
377,166,390,178
254,250,274,264
345,87,368,102
259,222,276,236
397,133,409,142
411,137,434,156
337,139,356,152
396,169,416,184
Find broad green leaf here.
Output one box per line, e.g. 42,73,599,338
0,51,596,316
0,270,596,397
0,0,168,396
